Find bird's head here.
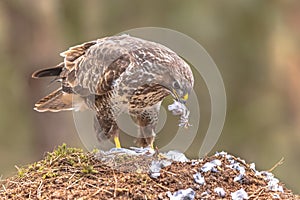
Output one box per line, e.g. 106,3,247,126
139,45,194,104
158,57,194,104
170,77,193,104
170,57,194,104
160,59,194,104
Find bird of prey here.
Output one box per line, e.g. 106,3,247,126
32,35,194,149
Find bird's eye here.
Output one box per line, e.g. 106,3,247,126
173,81,180,89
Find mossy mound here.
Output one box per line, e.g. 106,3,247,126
0,144,298,199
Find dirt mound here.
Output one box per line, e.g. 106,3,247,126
0,144,298,199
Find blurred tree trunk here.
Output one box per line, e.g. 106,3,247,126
269,1,300,136
269,1,300,192
1,1,77,157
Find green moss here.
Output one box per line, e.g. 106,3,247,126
16,166,27,178
42,171,58,179
14,144,98,180
45,143,84,163
81,164,98,174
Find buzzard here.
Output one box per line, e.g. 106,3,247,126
32,35,194,149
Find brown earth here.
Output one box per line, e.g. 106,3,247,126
0,144,299,199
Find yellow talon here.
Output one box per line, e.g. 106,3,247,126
114,136,121,148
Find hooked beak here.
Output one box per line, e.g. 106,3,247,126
172,89,188,104
182,93,189,102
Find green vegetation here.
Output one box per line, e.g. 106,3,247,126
15,144,98,180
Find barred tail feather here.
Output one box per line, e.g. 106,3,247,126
34,88,74,112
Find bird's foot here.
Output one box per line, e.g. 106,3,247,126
114,136,121,148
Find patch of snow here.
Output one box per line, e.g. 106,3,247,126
163,150,189,162
200,191,209,197
268,178,284,192
259,171,284,192
191,160,199,166
193,172,205,185
249,163,256,171
200,159,221,173
231,188,249,200
108,147,139,155
215,151,228,157
226,154,233,160
211,159,222,166
214,187,226,197
234,174,244,182
166,188,195,200
129,146,155,155
226,162,246,183
149,160,172,179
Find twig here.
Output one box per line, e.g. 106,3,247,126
253,188,265,200
85,182,97,188
161,169,177,176
268,157,284,172
67,172,77,183
49,154,61,165
1,184,6,192
92,188,113,196
248,187,266,199
112,168,118,198
66,177,82,189
37,180,43,199
155,183,170,190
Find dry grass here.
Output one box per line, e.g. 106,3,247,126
0,144,298,199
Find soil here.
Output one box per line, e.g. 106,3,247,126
0,144,299,199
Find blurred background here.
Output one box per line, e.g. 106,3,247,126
0,0,299,193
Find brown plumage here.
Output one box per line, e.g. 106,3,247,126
32,35,194,148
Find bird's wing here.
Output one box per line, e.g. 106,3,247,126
62,35,149,95
64,34,180,95
74,45,133,95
